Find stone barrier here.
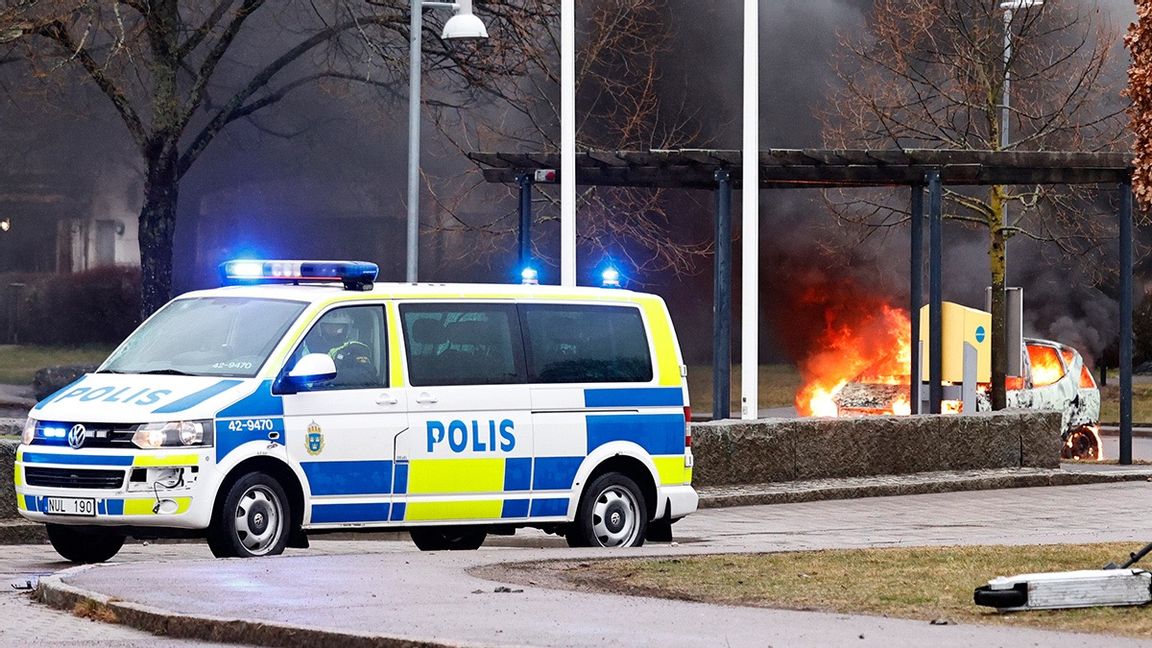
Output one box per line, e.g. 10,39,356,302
690,410,1061,487
0,411,1061,520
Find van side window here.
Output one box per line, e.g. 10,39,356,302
520,304,653,383
400,304,525,386
294,306,387,390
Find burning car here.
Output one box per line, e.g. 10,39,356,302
830,337,1101,460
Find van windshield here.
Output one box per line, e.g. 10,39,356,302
100,297,307,378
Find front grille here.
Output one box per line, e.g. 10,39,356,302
32,422,137,448
24,467,125,490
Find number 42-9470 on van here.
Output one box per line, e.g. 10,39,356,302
16,260,697,562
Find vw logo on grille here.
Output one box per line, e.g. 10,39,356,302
67,424,86,449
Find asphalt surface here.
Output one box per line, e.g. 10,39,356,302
10,481,1152,647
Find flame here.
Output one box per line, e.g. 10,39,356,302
1027,345,1065,387
794,298,912,416
1064,425,1102,461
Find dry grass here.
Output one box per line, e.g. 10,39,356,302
0,345,113,385
562,543,1152,637
1099,383,1152,424
686,364,801,416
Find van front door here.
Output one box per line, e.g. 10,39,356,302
393,302,532,525
281,304,408,527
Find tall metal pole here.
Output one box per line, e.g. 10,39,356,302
1120,181,1134,465
909,184,924,414
560,0,576,286
740,0,759,420
517,173,533,269
713,169,733,421
1001,7,1013,153
405,0,423,283
927,170,943,414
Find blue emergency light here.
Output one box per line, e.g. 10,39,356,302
219,259,378,291
520,267,539,285
601,267,621,288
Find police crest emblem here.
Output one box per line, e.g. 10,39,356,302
306,421,324,456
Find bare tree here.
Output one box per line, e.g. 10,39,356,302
1128,0,1152,207
429,0,712,278
824,0,1125,409
2,0,551,317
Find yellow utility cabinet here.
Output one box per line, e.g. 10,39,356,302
919,302,991,383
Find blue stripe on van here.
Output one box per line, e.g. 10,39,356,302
216,380,283,418
583,387,682,408
153,380,244,414
311,502,390,524
20,452,134,466
390,503,406,521
530,497,569,517
504,457,532,491
501,499,530,518
301,460,393,496
393,462,409,495
586,413,685,455
532,456,582,490
32,376,87,411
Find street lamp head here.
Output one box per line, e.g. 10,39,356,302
441,0,488,40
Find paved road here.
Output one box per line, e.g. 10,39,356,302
11,481,1152,647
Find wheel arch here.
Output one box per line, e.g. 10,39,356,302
575,443,660,521
213,455,305,538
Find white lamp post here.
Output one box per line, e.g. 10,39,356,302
999,0,1042,152
406,0,488,283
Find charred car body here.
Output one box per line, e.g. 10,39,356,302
834,337,1101,460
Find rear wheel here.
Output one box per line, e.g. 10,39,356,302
409,526,487,551
1062,426,1101,461
207,472,290,558
566,472,647,548
46,524,125,563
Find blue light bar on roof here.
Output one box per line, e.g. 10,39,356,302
219,259,378,290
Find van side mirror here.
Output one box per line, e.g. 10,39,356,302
282,353,337,392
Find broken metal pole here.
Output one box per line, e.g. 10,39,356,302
910,183,924,414
1120,180,1133,465
517,173,533,269
713,169,733,421
927,169,943,414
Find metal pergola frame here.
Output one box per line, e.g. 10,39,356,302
470,148,1137,464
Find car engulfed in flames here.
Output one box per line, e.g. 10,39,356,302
794,307,1102,461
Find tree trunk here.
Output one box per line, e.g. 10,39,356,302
139,150,179,320
989,185,1008,410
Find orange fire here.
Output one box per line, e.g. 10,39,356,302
1027,345,1065,387
795,303,912,416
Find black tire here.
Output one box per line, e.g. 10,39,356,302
46,524,125,563
974,585,1028,609
567,472,647,548
409,526,487,551
1062,426,1101,461
207,471,291,558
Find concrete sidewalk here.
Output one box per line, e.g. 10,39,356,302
29,481,1152,647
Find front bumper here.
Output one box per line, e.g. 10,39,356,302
14,445,216,530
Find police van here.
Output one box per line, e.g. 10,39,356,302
15,260,697,562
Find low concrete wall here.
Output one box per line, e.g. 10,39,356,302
1,439,16,519
0,412,1061,520
691,410,1061,487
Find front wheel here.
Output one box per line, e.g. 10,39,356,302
46,524,125,563
1062,425,1101,461
409,526,487,551
207,472,291,558
566,472,647,548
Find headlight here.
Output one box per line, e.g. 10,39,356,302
21,418,36,445
132,420,213,449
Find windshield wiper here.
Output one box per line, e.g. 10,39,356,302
137,369,195,376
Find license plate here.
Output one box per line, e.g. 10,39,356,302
45,497,96,517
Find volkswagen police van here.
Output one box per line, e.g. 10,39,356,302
15,261,697,562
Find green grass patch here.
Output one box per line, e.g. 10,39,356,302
561,544,1152,636
687,364,801,416
1099,383,1152,424
0,345,114,385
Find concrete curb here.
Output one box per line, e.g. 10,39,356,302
36,567,464,648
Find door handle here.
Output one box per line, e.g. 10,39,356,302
415,392,438,404
376,393,399,406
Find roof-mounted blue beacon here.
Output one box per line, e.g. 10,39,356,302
219,259,378,291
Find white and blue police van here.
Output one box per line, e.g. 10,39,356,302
15,261,697,561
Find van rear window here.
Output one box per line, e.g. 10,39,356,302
520,304,653,383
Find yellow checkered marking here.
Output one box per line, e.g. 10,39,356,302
16,494,25,511
12,464,21,488
405,499,503,521
407,458,504,495
638,297,682,386
132,453,199,467
123,497,191,516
